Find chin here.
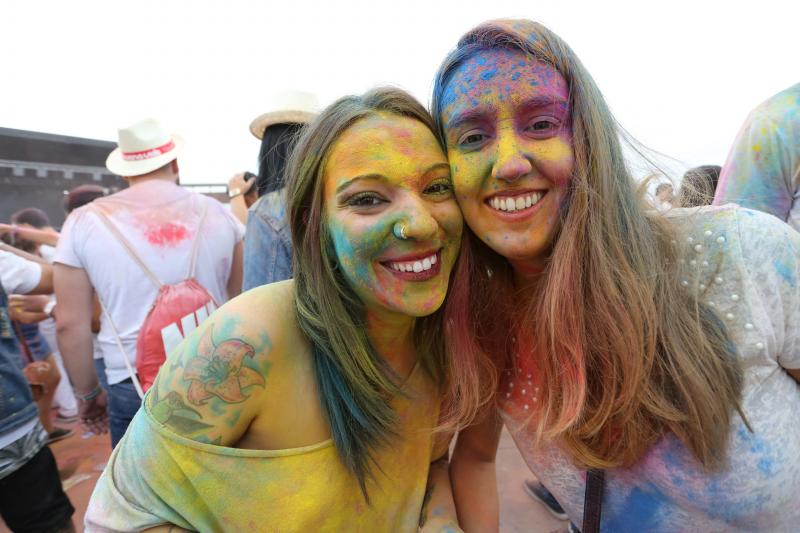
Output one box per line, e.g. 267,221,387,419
392,292,447,318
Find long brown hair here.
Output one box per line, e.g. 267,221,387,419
431,20,745,470
286,87,490,497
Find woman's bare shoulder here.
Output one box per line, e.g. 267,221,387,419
145,279,312,447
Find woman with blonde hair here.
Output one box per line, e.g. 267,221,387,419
84,87,480,532
432,19,800,531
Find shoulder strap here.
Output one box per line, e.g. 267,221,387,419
92,205,162,289
186,198,209,279
582,469,605,533
97,296,144,399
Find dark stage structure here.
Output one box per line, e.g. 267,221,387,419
0,127,124,228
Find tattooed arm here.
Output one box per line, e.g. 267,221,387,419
145,281,294,446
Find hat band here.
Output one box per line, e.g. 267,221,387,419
121,140,175,161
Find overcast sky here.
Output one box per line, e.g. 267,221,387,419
3,0,798,184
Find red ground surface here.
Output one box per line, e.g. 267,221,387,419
2,421,567,532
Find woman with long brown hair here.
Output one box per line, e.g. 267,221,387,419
84,87,475,532
432,19,800,531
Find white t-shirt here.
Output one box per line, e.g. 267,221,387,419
0,249,41,294
55,180,244,386
500,205,800,531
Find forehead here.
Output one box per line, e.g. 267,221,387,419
441,48,569,120
324,112,445,183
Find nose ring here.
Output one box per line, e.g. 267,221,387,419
393,222,408,240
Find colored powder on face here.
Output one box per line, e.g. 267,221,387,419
480,67,498,81
145,222,190,247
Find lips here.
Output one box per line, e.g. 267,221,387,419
381,250,442,281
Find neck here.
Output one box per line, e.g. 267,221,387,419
126,171,176,187
510,258,546,297
365,308,416,379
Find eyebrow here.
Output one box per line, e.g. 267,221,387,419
446,94,569,130
335,162,451,194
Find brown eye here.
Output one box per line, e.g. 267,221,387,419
526,118,559,138
458,131,488,147
345,192,385,208
424,180,453,195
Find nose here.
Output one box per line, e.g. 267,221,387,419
491,125,532,183
395,195,438,242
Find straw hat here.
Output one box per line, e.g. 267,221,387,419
105,118,183,177
249,90,320,140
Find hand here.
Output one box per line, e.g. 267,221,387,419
9,294,49,313
227,172,255,197
0,223,15,235
78,389,109,435
9,309,48,324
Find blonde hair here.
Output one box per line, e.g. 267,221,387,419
431,19,745,470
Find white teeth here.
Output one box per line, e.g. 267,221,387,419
388,253,439,274
489,192,543,212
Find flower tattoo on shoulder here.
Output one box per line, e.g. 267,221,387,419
183,325,266,405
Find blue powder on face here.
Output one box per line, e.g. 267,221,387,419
480,67,498,81
511,71,521,81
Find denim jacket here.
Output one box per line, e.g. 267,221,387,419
0,282,38,435
243,190,293,290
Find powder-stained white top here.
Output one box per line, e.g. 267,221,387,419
500,205,800,531
55,180,244,386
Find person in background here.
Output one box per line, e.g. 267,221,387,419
64,185,110,391
55,118,244,447
654,182,675,212
0,247,75,532
242,90,319,289
7,207,81,428
679,165,721,208
714,83,799,231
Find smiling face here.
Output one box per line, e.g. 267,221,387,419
440,48,574,274
322,112,462,319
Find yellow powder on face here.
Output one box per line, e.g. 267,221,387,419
530,137,573,164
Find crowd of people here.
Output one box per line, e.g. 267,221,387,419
0,17,798,533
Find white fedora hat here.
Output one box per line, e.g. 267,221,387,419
249,90,320,140
106,118,184,177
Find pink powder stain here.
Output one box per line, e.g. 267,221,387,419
144,222,191,247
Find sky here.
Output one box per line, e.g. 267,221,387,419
2,0,798,185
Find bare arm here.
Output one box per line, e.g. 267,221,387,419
54,263,99,395
55,262,107,433
0,243,52,294
420,453,463,532
0,223,59,247
226,240,244,299
145,287,279,446
450,408,504,533
227,172,255,226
